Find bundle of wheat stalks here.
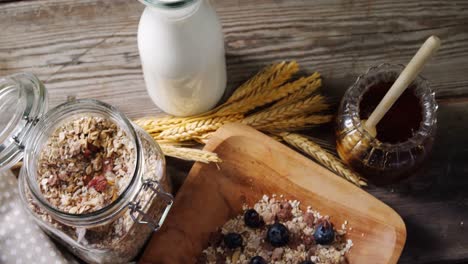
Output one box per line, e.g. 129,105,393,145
135,61,366,187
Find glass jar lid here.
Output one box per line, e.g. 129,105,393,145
0,73,48,172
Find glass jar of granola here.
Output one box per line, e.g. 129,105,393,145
0,73,173,263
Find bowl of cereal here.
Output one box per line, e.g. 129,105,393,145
141,124,406,264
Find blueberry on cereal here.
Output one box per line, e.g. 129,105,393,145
267,222,290,247
244,209,264,228
224,232,243,249
250,256,267,264
313,220,335,245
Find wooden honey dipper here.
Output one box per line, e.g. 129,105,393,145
363,35,441,137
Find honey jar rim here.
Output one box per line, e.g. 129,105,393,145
342,63,438,151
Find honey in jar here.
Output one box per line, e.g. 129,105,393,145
336,64,438,185
359,82,422,144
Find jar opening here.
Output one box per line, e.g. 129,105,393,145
349,63,437,151
24,99,142,226
359,77,423,144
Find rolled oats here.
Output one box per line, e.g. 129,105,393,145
199,195,353,264
37,116,135,214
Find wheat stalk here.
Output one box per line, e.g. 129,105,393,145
280,132,367,187
273,75,321,107
134,62,334,164
135,122,176,134
218,75,316,115
156,114,243,141
192,132,214,144
134,113,223,133
134,61,299,134
134,116,188,131
258,115,333,132
226,61,299,104
226,62,281,103
160,145,221,164
266,133,284,142
300,136,338,153
242,95,328,128
194,61,299,118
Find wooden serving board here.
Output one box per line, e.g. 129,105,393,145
140,124,406,264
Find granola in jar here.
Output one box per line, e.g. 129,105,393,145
198,195,353,264
37,116,135,214
17,99,172,264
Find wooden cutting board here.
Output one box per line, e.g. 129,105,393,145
140,123,406,264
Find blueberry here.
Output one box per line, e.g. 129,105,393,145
300,261,315,264
266,223,289,247
313,220,335,245
244,209,264,228
250,256,267,264
223,232,243,249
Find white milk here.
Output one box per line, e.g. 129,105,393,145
138,0,227,116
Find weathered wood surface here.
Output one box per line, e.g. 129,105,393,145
1,0,468,263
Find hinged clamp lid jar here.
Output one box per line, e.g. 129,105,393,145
0,73,173,263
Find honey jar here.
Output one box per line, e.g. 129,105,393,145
336,64,438,185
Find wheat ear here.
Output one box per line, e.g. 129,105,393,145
134,116,189,131
219,75,317,115
242,95,329,128
133,63,311,132
156,114,243,141
280,132,366,187
258,115,333,132
134,112,224,133
273,75,321,107
227,61,299,104
226,62,282,103
160,145,221,163
192,132,215,144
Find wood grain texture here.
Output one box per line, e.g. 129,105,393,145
368,101,468,264
142,123,406,264
1,0,468,118
1,0,468,263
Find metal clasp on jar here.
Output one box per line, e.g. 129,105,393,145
128,179,173,232
12,116,41,150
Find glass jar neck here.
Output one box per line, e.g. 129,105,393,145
22,99,143,227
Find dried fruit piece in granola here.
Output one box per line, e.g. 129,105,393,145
88,174,108,192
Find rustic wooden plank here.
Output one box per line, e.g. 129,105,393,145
365,101,468,264
1,0,468,118
1,0,468,263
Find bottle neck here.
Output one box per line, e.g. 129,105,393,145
140,0,196,8
141,0,202,20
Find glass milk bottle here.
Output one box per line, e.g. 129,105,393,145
138,0,227,116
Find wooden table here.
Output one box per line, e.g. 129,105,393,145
2,0,468,263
